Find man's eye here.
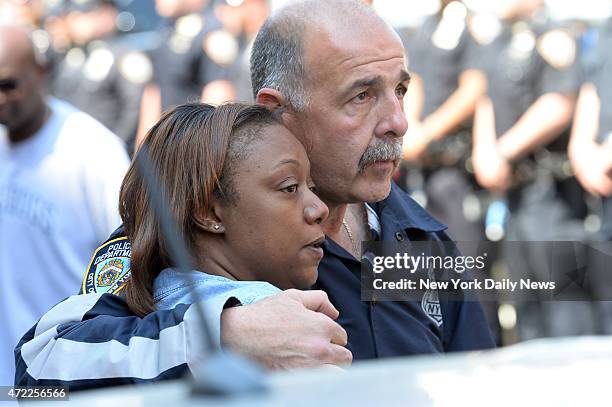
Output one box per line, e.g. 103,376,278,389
281,184,298,193
0,79,18,92
396,85,407,98
353,91,369,102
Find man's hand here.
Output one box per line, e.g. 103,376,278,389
220,289,352,370
472,140,512,194
402,122,432,162
472,96,511,193
571,141,612,197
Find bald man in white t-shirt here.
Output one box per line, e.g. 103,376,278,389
0,25,130,385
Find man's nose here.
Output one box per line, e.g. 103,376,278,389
304,191,329,225
376,92,408,139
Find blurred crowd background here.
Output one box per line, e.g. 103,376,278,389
1,0,612,349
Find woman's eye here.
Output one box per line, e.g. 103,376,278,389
309,185,318,193
281,184,298,193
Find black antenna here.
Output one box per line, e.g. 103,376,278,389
135,144,267,396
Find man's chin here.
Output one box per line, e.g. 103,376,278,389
353,177,392,203
363,158,397,179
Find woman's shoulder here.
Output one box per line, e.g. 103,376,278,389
154,268,281,310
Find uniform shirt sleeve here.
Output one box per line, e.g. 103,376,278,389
580,27,608,85
536,32,581,97
149,27,169,87
538,58,580,97
190,12,234,91
150,48,163,86
460,28,487,72
109,50,148,145
441,299,496,351
198,42,231,85
14,292,239,390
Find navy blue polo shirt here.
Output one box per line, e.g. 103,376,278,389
313,183,495,359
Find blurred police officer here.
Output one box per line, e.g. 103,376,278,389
570,18,612,333
471,0,594,339
399,0,486,242
41,0,72,86
51,0,148,151
136,0,237,146
570,20,612,241
216,0,269,102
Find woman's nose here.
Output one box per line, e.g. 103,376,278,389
304,191,329,225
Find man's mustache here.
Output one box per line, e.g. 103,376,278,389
358,138,403,173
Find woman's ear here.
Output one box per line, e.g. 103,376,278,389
193,205,225,234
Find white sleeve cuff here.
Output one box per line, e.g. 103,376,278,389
183,295,240,368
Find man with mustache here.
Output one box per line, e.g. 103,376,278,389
15,0,494,389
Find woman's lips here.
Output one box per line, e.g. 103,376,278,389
304,236,325,259
304,245,324,259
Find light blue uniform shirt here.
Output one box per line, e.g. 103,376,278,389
153,268,281,310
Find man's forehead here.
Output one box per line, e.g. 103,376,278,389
315,10,400,50
0,29,35,70
303,23,407,84
0,55,23,78
0,59,17,77
0,43,9,68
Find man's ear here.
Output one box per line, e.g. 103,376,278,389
257,87,304,133
193,202,225,234
256,88,287,109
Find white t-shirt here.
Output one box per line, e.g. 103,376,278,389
0,98,130,385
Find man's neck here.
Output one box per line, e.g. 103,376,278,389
324,202,370,258
8,105,50,144
323,202,349,238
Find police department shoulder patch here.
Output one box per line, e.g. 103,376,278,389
81,237,132,295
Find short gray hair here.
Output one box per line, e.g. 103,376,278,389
250,0,377,112
250,7,309,111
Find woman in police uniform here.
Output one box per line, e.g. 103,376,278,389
120,102,328,316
